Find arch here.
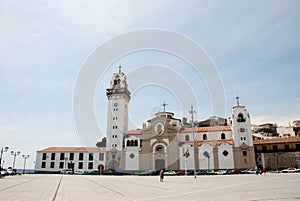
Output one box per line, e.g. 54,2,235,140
130,140,134,146
134,140,138,146
221,133,226,140
237,113,246,122
126,140,130,147
203,134,207,141
185,135,190,141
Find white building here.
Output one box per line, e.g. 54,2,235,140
277,126,295,138
35,67,256,173
35,147,105,173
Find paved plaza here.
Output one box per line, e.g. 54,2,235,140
0,173,299,201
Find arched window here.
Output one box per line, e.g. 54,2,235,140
203,134,207,141
221,133,226,140
134,140,138,146
237,113,246,122
185,135,190,141
130,140,134,146
126,140,130,147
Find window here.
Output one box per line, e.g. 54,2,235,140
59,162,64,169
114,103,118,107
237,113,246,122
88,162,93,169
134,140,138,146
126,140,130,147
78,162,83,169
243,151,247,156
285,144,290,150
51,153,55,160
223,150,229,156
240,128,245,132
79,153,84,161
50,162,55,168
203,134,207,141
244,137,246,140
60,153,65,160
112,155,116,159
41,162,46,168
99,153,104,161
241,137,243,140
296,144,300,151
89,153,93,161
185,135,190,141
262,146,267,152
42,153,47,160
69,153,74,160
221,133,226,140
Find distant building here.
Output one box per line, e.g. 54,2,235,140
35,147,105,174
277,126,295,138
254,138,300,169
293,120,300,127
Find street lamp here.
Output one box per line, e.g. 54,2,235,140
64,156,68,173
189,105,197,179
11,151,21,170
0,146,9,169
22,155,30,174
183,147,190,176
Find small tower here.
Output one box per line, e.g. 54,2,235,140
231,97,256,169
105,66,130,171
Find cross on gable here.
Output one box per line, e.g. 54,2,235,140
161,101,168,112
236,96,240,106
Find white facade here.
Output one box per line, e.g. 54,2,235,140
230,105,253,147
217,142,234,169
277,126,295,137
198,143,214,170
106,68,130,151
124,136,140,170
35,147,105,173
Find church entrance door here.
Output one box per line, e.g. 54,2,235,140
155,159,165,170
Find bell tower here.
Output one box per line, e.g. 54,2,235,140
105,66,130,170
231,97,256,169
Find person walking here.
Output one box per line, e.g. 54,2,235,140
159,170,164,182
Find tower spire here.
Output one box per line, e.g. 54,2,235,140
235,96,240,106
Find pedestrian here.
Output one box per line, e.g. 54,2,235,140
263,167,267,175
159,170,164,182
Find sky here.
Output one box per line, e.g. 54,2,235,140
0,0,299,169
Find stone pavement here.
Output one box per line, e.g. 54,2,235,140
0,173,299,201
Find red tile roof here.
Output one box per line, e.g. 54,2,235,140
253,137,300,145
185,140,233,146
128,130,142,135
181,126,232,133
38,147,105,153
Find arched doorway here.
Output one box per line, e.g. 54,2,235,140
153,144,167,170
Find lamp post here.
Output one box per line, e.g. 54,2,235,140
189,105,197,179
11,151,21,170
64,156,68,173
0,146,9,169
22,155,30,174
183,147,190,176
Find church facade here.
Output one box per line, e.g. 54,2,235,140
105,68,256,172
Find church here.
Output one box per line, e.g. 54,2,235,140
104,67,256,172
35,67,256,173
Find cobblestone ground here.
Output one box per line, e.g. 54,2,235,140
0,173,299,201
